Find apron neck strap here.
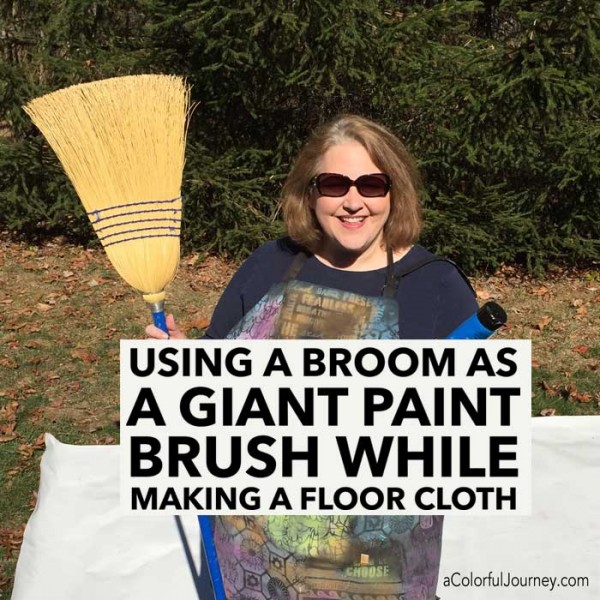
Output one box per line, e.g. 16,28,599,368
282,250,309,283
283,245,397,299
383,245,396,299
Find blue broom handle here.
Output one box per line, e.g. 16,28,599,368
151,310,168,333
149,303,227,600
199,516,226,599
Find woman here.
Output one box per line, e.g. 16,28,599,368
148,114,477,600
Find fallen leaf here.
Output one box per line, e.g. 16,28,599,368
186,316,210,331
36,303,53,312
536,316,553,331
572,392,592,403
19,385,36,397
539,380,559,397
23,325,42,334
0,526,24,558
103,328,118,340
0,356,18,369
71,349,99,363
62,270,74,278
29,407,44,423
32,433,46,449
476,289,491,300
0,401,19,442
184,253,200,267
573,345,590,355
0,428,17,442
17,443,34,461
95,435,116,445
540,408,556,416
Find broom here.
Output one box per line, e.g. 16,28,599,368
23,74,226,600
23,74,188,330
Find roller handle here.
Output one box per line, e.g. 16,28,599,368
446,301,507,340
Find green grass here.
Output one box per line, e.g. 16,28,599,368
0,238,599,595
532,368,600,417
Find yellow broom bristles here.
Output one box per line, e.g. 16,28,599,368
23,74,190,302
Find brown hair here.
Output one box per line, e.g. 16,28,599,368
282,114,423,253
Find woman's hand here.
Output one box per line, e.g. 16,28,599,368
145,314,187,340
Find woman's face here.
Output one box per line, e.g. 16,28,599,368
311,141,391,269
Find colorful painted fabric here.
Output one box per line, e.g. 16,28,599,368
225,280,398,340
219,271,442,600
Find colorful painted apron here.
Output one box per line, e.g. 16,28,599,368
217,249,443,600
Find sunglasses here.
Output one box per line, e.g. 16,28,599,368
311,172,392,198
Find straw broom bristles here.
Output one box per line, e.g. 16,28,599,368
23,74,190,305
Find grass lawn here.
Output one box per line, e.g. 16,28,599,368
0,237,599,594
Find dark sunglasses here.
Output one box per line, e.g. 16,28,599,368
311,172,392,198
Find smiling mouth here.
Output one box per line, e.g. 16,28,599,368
338,216,366,223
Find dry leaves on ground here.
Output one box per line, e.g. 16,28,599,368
0,401,19,443
0,527,25,559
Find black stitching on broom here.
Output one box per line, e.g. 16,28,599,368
103,233,181,248
91,207,182,227
87,196,182,222
94,216,181,233
98,225,180,243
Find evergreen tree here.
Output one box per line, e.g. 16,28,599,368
0,0,149,237
1,1,598,270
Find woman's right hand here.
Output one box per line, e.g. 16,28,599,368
145,313,187,340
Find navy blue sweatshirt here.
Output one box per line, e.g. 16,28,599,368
205,238,478,340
